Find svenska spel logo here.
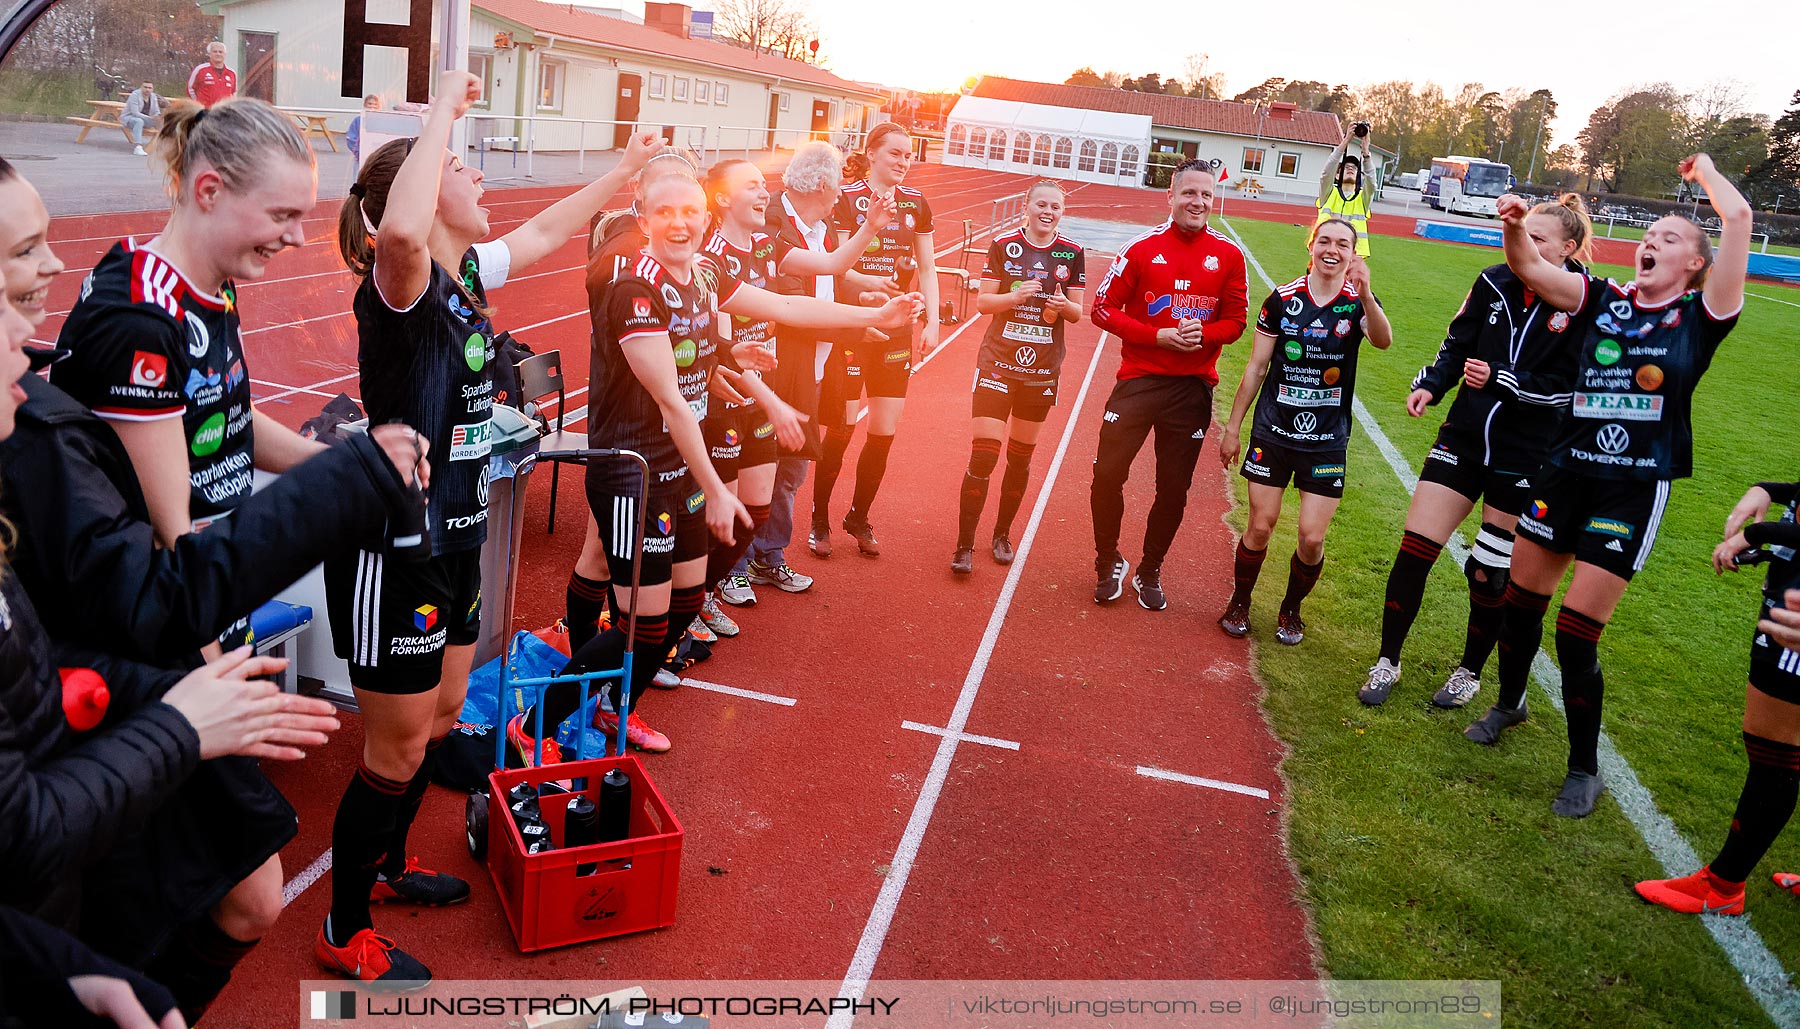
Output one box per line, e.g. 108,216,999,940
309,990,355,1019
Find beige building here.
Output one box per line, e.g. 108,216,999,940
198,0,884,153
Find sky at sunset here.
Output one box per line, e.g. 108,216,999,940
799,0,1797,147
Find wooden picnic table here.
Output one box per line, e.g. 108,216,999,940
282,110,342,152
67,99,161,145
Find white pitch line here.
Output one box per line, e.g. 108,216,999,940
1135,765,1270,800
1217,214,1800,1027
828,326,1112,1029
282,848,333,906
679,677,797,707
900,720,1020,751
1747,290,1800,310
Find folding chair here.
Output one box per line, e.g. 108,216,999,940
516,350,585,533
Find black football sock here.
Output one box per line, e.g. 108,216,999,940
850,433,895,519
1494,583,1552,711
1710,732,1800,884
1379,531,1442,663
1230,539,1267,607
1555,606,1608,776
957,438,1002,549
994,438,1037,540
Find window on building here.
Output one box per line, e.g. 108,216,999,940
1011,132,1030,164
1054,136,1073,169
695,80,709,103
468,52,492,109
673,77,689,102
779,91,791,112
1277,151,1300,177
1121,145,1140,180
715,82,729,105
1099,142,1118,175
648,73,667,99
1033,134,1052,167
969,127,986,156
538,59,564,111
988,130,1007,161
948,124,966,156
1079,139,1097,172
1242,147,1264,174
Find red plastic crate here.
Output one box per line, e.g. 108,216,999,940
486,755,684,952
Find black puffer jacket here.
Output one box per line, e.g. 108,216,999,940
1,373,421,663
0,570,195,934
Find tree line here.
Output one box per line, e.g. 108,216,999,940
1062,66,1798,208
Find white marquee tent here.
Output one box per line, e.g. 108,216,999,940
943,95,1152,186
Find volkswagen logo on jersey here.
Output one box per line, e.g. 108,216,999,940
1014,346,1037,367
1293,411,1318,434
184,310,210,358
1596,423,1631,455
475,464,490,507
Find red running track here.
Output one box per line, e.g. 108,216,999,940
37,164,1317,1024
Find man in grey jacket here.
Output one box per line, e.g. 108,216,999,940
121,81,160,155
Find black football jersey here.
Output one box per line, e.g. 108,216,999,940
1249,276,1373,451
833,180,933,293
977,229,1086,384
354,242,508,554
52,241,255,523
1549,275,1736,481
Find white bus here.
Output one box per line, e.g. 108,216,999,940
1423,156,1513,217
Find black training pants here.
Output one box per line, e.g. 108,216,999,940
1090,374,1213,569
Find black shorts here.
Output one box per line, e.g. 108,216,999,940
971,370,1055,423
1417,425,1535,515
1513,464,1671,581
819,338,910,425
1239,437,1348,499
324,547,483,694
705,406,779,481
592,475,708,588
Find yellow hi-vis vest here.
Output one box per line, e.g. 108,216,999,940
1316,186,1372,257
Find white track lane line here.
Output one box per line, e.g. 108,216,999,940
281,848,333,907
679,677,797,707
1135,765,1270,800
899,721,1021,751
827,328,1112,1029
1216,214,1800,1028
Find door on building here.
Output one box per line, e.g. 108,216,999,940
810,99,829,141
614,72,641,149
767,92,781,149
239,32,275,102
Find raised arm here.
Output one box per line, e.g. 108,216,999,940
1683,154,1751,316
371,72,480,310
1319,131,1350,201
500,132,662,272
722,282,920,332
1498,193,1585,311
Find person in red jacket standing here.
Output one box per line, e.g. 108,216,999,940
1089,160,1248,610
186,42,237,108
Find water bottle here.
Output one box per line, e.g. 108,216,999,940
599,769,632,843
564,795,600,874
520,816,554,854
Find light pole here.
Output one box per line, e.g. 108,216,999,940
1778,194,1785,217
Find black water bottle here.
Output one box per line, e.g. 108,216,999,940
599,769,632,843
564,795,600,874
519,816,554,854
508,787,541,837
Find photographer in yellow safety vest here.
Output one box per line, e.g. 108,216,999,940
1317,123,1374,258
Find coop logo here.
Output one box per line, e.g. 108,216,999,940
129,350,168,388
308,990,356,1020
1051,249,1076,260
1144,293,1215,320
1595,424,1631,455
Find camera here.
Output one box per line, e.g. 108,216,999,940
1352,122,1370,139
